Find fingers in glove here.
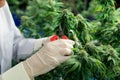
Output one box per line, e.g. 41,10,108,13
62,41,74,49
50,39,74,49
61,39,75,45
60,48,73,56
59,55,72,63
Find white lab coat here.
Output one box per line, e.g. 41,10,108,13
0,1,44,80
0,1,36,73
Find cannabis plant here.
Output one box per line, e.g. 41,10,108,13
19,0,120,80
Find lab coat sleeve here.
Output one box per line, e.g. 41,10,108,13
6,1,44,60
0,62,33,80
5,1,36,60
12,24,49,60
12,26,36,60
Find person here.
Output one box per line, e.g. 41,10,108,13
0,0,75,80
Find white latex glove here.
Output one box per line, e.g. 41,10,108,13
23,39,75,79
34,37,51,51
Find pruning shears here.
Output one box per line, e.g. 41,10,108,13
50,25,68,41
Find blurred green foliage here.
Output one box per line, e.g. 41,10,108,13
8,0,120,80
7,0,29,14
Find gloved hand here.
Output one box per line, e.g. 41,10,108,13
34,37,51,51
23,39,75,79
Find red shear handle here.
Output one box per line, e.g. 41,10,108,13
50,35,59,41
62,35,68,39
50,35,68,41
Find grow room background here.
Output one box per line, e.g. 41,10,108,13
8,0,120,80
